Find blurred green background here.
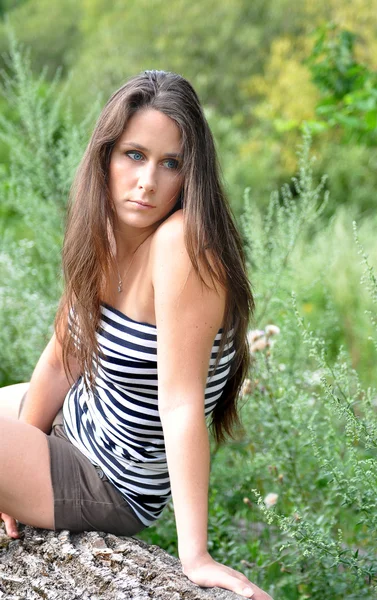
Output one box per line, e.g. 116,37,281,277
1,0,377,218
1,1,377,598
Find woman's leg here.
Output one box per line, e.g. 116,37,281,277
0,383,29,419
0,416,54,530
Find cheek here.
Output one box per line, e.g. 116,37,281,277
109,161,130,195
162,184,181,207
108,162,118,192
168,175,183,200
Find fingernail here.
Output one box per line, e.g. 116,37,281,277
243,588,253,597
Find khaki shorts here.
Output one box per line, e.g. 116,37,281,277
16,390,145,537
47,411,145,536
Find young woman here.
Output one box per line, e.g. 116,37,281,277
0,71,272,599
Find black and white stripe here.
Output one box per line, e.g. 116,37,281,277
63,303,235,526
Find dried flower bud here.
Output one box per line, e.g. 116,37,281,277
278,474,284,483
265,324,281,337
240,378,253,397
247,329,265,344
250,337,268,353
264,492,278,509
243,497,252,506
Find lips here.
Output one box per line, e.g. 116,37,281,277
128,200,155,208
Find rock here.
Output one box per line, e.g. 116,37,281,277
0,525,243,599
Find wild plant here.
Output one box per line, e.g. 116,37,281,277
0,32,92,384
220,136,377,599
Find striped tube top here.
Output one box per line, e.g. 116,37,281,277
63,303,235,526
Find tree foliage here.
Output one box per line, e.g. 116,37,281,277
1,0,376,217
307,23,377,146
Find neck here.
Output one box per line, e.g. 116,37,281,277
114,225,156,263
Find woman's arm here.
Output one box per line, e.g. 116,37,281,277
152,212,272,599
19,331,81,432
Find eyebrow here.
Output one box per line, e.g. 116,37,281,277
119,141,183,160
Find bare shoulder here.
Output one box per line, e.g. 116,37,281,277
151,209,185,252
151,209,225,334
150,209,191,284
151,209,224,291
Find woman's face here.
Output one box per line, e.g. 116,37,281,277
108,108,184,234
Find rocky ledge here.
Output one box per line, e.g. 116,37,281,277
0,526,242,599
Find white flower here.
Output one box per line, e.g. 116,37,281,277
247,329,265,344
303,369,324,386
265,324,280,337
240,378,253,397
250,337,268,353
264,492,278,509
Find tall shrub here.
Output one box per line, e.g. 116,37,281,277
216,135,377,598
0,34,92,385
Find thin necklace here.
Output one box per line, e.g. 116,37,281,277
115,237,149,294
115,252,137,294
116,264,123,293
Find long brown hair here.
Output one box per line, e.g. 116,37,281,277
56,70,254,444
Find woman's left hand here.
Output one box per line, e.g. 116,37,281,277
181,552,273,599
0,513,20,539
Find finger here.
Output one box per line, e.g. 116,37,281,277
218,564,254,588
2,515,19,539
209,571,255,598
227,566,254,586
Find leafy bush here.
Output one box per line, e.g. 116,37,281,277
215,138,377,598
0,33,91,385
307,23,377,146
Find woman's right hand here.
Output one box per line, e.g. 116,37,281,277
182,552,273,599
0,513,19,538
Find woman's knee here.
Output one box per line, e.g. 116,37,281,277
0,416,54,529
0,382,29,419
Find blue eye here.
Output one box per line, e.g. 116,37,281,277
127,151,144,161
164,158,179,170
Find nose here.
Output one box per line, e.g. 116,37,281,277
138,162,157,194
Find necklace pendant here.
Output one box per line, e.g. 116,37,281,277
118,280,123,293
